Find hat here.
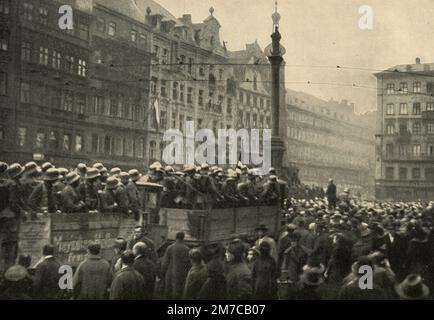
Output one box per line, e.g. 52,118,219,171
255,224,268,232
395,274,430,300
7,163,24,179
43,168,60,181
86,168,100,180
0,162,8,175
149,161,162,170
24,161,39,175
106,177,119,190
58,168,68,176
110,167,121,176
128,169,141,182
65,172,80,185
100,167,108,176
77,163,87,172
269,175,277,181
119,172,130,180
164,166,174,173
227,241,245,259
183,164,195,172
200,163,209,171
175,171,184,176
41,162,54,172
269,167,276,174
4,265,28,282
92,163,104,171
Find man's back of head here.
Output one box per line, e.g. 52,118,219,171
42,244,55,257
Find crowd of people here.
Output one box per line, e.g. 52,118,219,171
0,160,433,300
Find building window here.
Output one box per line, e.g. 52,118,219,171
412,168,421,180
180,84,185,102
20,82,30,103
52,50,61,69
75,135,83,152
38,47,48,65
125,138,134,157
0,72,6,96
227,98,232,114
149,141,156,160
130,30,137,42
187,87,193,104
91,134,99,153
0,33,8,51
63,92,73,112
413,103,421,114
386,104,394,115
247,94,251,106
413,122,421,134
65,55,74,73
160,80,167,97
39,7,48,25
414,81,421,93
386,83,395,94
162,48,168,65
239,91,244,103
198,90,204,106
426,103,434,112
110,95,118,117
385,167,394,180
399,167,407,180
427,82,434,95
428,123,434,134
385,124,394,135
108,22,116,36
386,144,393,157
412,144,421,156
23,2,33,22
21,42,31,61
76,93,86,114
78,59,87,77
253,96,258,108
172,82,179,100
48,131,58,151
104,136,113,155
199,67,205,77
139,33,147,46
0,0,9,14
35,131,45,149
94,95,104,114
113,137,123,156
253,76,258,90
160,111,167,130
188,58,194,74
96,18,105,32
399,103,408,115
399,82,408,94
16,127,26,147
63,134,71,151
171,112,177,129
78,23,89,40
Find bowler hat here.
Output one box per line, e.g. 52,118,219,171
24,161,39,175
41,162,54,172
7,163,25,179
149,161,162,170
43,168,60,181
4,265,28,282
395,274,430,300
65,172,80,185
106,177,119,190
86,168,100,180
92,163,104,171
128,169,141,182
110,167,121,176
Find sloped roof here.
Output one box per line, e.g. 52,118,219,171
94,0,181,25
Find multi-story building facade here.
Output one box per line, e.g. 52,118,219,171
0,0,151,169
283,89,375,196
375,58,434,200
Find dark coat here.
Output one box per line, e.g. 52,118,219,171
61,185,85,213
161,240,191,299
225,261,253,300
128,235,158,264
198,257,227,300
252,256,278,300
183,264,208,300
73,255,112,300
326,183,337,203
100,185,129,214
29,182,59,213
109,266,146,300
33,257,62,300
133,255,157,300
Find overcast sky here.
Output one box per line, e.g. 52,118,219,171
157,0,434,114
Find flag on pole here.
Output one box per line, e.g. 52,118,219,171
153,95,160,130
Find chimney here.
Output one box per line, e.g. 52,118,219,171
181,14,192,24
416,57,421,64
